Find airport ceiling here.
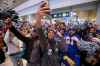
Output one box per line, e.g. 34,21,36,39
0,0,27,11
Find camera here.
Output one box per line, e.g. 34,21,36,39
0,20,4,28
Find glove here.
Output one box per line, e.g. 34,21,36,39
63,56,75,66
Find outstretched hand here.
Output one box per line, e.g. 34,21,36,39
37,1,50,18
35,1,50,28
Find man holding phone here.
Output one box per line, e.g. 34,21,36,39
1,1,50,66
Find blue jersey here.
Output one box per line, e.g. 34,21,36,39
96,29,100,34
60,35,80,66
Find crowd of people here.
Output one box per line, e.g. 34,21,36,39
0,1,100,66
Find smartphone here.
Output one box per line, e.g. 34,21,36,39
0,20,4,28
44,0,52,24
38,0,52,24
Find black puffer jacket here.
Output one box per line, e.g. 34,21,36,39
0,41,7,64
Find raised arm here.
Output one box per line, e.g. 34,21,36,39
32,1,50,40
10,25,31,43
35,1,50,29
33,1,50,50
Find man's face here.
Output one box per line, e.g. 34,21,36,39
21,27,28,36
60,24,65,29
4,17,11,24
48,30,54,39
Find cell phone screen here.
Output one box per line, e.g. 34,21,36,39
0,20,4,28
44,0,52,22
45,0,51,14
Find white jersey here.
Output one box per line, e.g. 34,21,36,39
4,30,24,55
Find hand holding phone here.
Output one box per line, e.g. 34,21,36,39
37,1,50,17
